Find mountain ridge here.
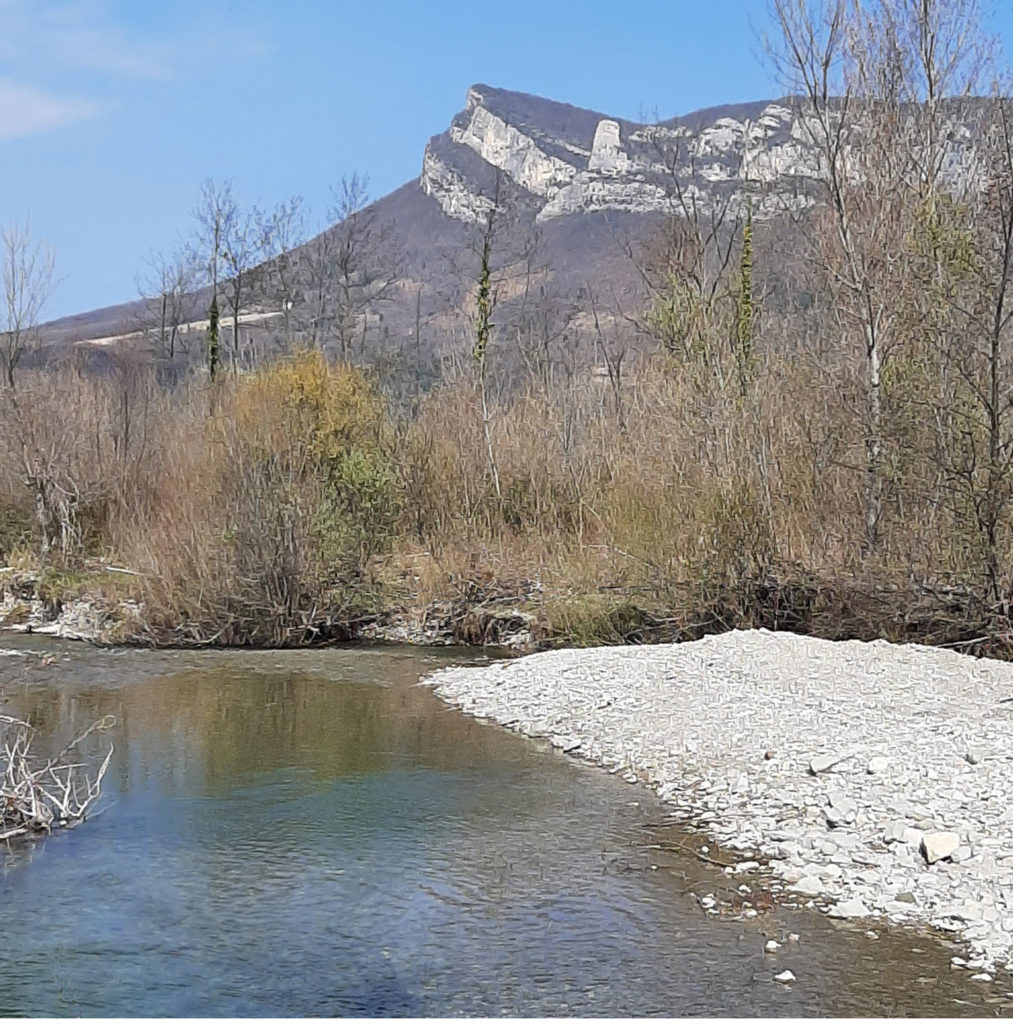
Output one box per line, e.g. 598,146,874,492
36,81,984,364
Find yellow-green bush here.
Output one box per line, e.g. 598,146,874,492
126,351,400,643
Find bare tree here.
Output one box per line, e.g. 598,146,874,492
902,91,1013,603
472,180,502,504
767,0,917,553
0,221,84,559
192,179,236,380
294,174,401,360
217,189,264,370
590,289,628,432
137,246,200,367
764,0,998,567
455,171,543,509
1,217,55,390
615,120,753,410
255,194,305,349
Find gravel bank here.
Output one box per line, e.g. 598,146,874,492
427,629,1013,981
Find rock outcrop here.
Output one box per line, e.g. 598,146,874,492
421,83,984,227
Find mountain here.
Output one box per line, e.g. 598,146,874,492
37,83,985,374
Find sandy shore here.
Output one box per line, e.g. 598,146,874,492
426,629,1013,982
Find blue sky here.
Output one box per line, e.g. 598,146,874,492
1,0,1009,320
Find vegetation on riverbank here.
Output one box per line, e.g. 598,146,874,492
0,328,1011,654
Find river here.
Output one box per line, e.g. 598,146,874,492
0,635,1006,1016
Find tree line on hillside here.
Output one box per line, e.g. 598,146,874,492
137,172,402,377
2,0,1013,651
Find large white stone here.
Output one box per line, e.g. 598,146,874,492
826,793,857,827
828,897,871,919
809,751,852,774
922,831,961,864
790,875,823,896
883,820,909,844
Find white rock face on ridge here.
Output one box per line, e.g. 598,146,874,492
421,90,990,226
451,105,577,196
756,103,793,130
629,124,691,144
538,175,669,221
588,119,631,173
420,150,495,225
692,117,745,157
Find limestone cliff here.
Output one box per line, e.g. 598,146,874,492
421,84,982,225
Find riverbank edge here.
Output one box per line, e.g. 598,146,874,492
3,562,1012,657
423,634,1013,989
0,568,542,649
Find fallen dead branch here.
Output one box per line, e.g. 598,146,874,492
0,712,115,842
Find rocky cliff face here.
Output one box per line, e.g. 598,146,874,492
420,84,983,226
421,85,817,225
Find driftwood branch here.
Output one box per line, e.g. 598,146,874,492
0,713,114,842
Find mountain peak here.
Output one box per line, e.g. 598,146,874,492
421,85,804,225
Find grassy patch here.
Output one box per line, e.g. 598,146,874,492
543,593,655,647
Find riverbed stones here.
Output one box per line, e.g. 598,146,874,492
427,628,1013,978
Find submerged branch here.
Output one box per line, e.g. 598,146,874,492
0,712,115,843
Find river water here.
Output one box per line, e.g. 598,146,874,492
0,635,1007,1017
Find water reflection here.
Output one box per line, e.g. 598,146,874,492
0,638,1007,1016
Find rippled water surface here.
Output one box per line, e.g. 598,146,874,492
0,635,1006,1017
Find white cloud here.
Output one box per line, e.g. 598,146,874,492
0,77,100,139
21,2,173,79
0,1,268,140
0,1,173,80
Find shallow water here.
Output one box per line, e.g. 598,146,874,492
0,635,1006,1017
